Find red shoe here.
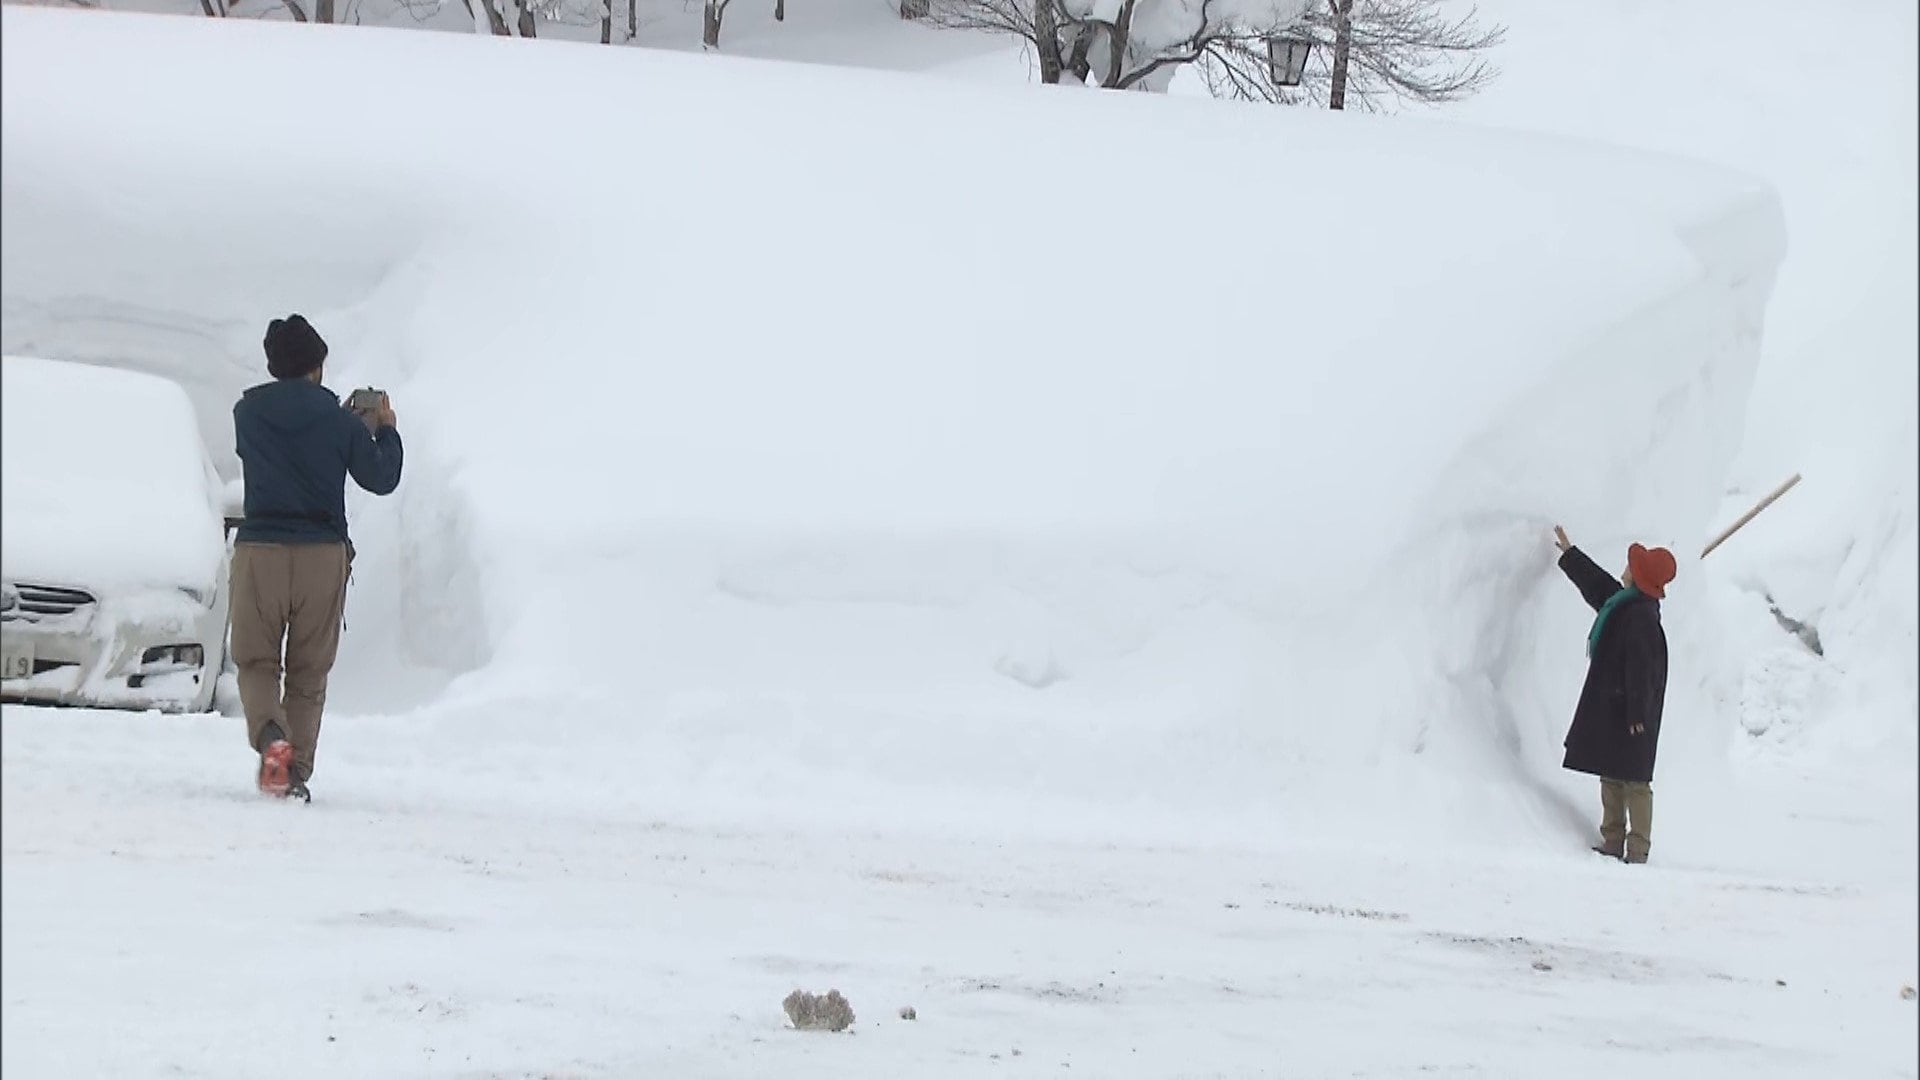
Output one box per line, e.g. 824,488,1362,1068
258,740,293,798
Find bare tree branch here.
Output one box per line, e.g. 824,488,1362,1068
1111,0,1219,91
1065,22,1097,83
1033,0,1065,83
932,0,1500,105
702,0,733,48
476,0,511,33
1284,0,1504,109
1101,0,1137,88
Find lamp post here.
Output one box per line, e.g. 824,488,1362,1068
1266,34,1312,87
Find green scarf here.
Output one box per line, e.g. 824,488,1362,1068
1587,586,1641,658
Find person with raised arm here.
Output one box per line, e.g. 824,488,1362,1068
1551,525,1677,865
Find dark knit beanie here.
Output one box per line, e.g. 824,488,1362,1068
264,314,328,380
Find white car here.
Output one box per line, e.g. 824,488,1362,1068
1,356,234,714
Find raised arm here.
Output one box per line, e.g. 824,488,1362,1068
1558,547,1622,612
345,408,404,496
1553,526,1622,612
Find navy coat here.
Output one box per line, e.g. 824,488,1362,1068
234,379,402,547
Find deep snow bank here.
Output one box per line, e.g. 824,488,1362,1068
0,8,1786,843
1454,0,1919,762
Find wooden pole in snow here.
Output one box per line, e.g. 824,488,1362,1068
1700,473,1802,560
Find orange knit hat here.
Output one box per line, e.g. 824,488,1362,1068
1628,543,1677,599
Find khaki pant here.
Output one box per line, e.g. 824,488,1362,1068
230,542,350,783
1599,779,1653,861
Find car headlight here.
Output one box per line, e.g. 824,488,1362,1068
178,586,211,607
140,645,205,670
0,586,15,613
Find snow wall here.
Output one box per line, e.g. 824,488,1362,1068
1453,0,1919,786
0,8,1791,848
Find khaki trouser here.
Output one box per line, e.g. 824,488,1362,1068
1599,779,1654,861
230,542,350,783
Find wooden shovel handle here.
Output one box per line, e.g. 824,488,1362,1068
1700,473,1802,561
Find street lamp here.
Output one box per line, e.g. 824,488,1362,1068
1266,34,1313,87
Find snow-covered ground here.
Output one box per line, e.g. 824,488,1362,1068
4,708,1914,1078
1,1,1913,1076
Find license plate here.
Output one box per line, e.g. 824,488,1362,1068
1,641,32,681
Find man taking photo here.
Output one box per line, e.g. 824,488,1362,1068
230,314,402,802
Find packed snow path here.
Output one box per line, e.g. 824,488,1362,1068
3,708,1912,1078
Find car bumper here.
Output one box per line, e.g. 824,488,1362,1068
1,594,220,714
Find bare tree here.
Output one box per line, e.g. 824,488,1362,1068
478,0,511,31
931,0,1496,105
454,0,534,35
390,0,499,33
1275,0,1502,108
545,0,632,36
472,0,511,30
702,0,729,47
700,0,791,47
1326,0,1350,106
929,0,1310,93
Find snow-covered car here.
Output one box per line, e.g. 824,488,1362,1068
1,356,233,714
